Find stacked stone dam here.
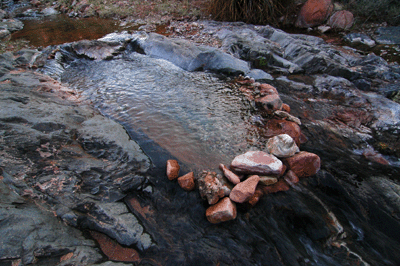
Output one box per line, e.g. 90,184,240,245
167,82,321,224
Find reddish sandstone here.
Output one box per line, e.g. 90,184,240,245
282,103,291,113
259,84,279,95
247,188,264,207
178,172,196,191
206,197,237,224
255,94,283,112
328,10,354,30
219,164,241,185
166,159,180,180
89,231,140,262
295,0,334,28
263,119,303,146
284,170,299,185
262,179,290,194
283,151,321,178
230,175,260,203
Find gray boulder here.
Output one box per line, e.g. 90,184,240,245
134,32,250,75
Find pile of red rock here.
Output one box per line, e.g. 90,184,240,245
166,82,321,224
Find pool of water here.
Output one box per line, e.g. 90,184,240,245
62,52,258,172
11,15,131,48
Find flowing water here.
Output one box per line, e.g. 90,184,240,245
62,52,258,172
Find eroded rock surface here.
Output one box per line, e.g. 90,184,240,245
0,55,153,263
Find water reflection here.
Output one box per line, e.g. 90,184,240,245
62,52,256,171
11,15,127,47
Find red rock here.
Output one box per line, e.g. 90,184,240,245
230,151,284,176
258,83,279,95
362,149,389,165
166,159,180,180
178,172,195,191
247,188,264,207
261,179,290,194
282,103,291,113
89,231,140,262
255,94,283,112
206,197,237,224
299,133,308,144
219,164,241,184
284,170,299,185
259,176,278,186
295,0,334,28
328,10,354,30
263,119,303,146
283,151,321,178
230,175,260,203
198,171,225,205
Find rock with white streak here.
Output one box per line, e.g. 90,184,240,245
230,151,284,176
266,134,300,158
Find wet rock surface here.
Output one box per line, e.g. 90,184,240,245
0,54,152,264
1,22,400,266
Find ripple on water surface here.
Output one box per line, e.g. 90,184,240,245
62,52,256,171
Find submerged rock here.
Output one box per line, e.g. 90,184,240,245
230,151,284,176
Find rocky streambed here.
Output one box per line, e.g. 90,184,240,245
1,21,400,266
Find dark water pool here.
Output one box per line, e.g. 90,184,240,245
11,15,130,47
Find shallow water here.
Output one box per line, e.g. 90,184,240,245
11,15,127,47
62,52,257,171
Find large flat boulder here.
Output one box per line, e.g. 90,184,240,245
135,32,250,75
230,151,284,176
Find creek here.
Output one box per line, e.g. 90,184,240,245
5,14,400,266
49,26,400,265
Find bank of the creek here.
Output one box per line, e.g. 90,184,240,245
1,14,400,266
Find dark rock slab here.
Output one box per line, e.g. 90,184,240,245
0,175,103,265
0,59,153,259
375,27,400,44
